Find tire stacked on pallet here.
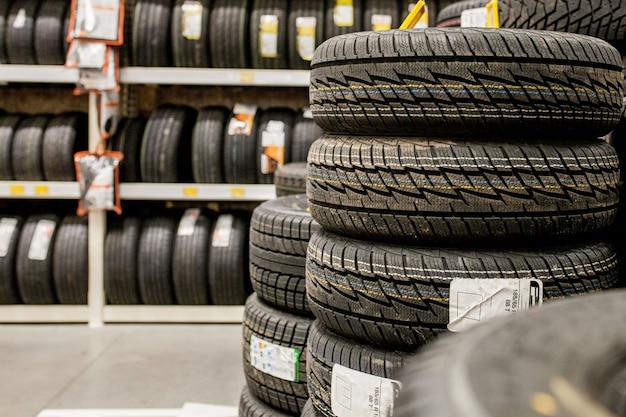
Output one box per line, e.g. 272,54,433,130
239,194,320,416
306,28,623,416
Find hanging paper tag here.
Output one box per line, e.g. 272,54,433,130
13,8,26,29
448,278,543,332
259,15,279,58
296,17,316,61
0,218,18,257
182,1,203,40
371,14,392,31
334,0,354,27
212,214,234,247
250,335,300,382
461,7,488,27
28,220,57,261
66,41,108,69
178,208,201,236
71,0,123,43
75,151,124,215
228,104,257,136
331,364,402,417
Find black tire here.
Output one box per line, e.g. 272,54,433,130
307,320,410,417
256,108,294,184
287,0,324,70
0,115,22,180
249,0,289,69
363,0,400,31
274,162,307,197
300,400,323,417
239,385,293,417
310,28,624,138
395,289,626,417
191,106,228,183
0,1,13,64
223,108,260,184
171,0,211,67
140,105,197,183
104,216,142,305
209,0,250,68
108,117,147,182
52,215,88,305
289,110,323,163
208,213,250,305
34,0,68,65
307,135,620,243
132,0,173,67
6,0,39,65
172,209,213,305
435,0,489,27
12,115,50,181
250,194,320,314
243,293,312,415
137,216,177,305
306,228,618,350
324,0,363,39
42,112,88,181
0,216,23,304
498,0,626,42
16,214,59,305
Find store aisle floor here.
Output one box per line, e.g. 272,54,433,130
0,324,245,417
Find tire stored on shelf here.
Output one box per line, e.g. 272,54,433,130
395,289,626,417
0,216,24,304
191,106,229,183
108,117,147,183
12,115,51,181
0,115,23,180
274,162,307,197
34,0,69,65
306,229,619,350
6,0,39,65
137,216,177,305
307,135,620,243
256,108,294,184
250,0,289,69
324,0,362,40
104,216,142,305
171,0,211,67
210,0,251,68
243,293,313,415
52,214,88,305
289,109,323,164
223,107,260,184
288,0,325,70
309,28,624,138
132,0,173,67
42,112,88,181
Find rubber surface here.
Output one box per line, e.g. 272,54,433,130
307,320,410,417
0,216,23,304
209,0,250,68
310,28,624,138
191,107,228,183
250,194,320,314
306,229,619,350
12,115,50,181
256,108,294,184
42,112,88,181
34,0,68,65
0,115,22,180
108,117,147,182
6,0,39,64
0,1,12,64
274,162,307,197
243,293,312,415
104,216,142,305
324,0,362,40
52,215,88,305
307,135,620,243
287,0,324,70
289,111,323,163
239,385,293,417
223,108,260,184
300,400,323,417
395,289,626,417
208,213,250,305
137,216,177,305
171,0,211,67
132,0,173,66
16,214,59,305
436,0,489,27
250,0,288,69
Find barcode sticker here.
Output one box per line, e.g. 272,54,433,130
28,220,56,261
250,335,300,382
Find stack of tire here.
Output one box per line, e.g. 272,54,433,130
305,28,623,416
109,106,319,185
104,210,251,305
239,194,321,417
0,212,89,305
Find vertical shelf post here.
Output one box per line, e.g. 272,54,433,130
87,92,106,327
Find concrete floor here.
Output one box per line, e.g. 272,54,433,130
0,324,245,417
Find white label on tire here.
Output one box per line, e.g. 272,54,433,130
460,7,488,27
331,364,402,417
371,14,392,31
296,17,316,60
259,15,279,58
0,218,18,257
211,214,233,247
13,8,26,29
182,1,203,40
28,220,56,261
448,278,543,332
250,335,300,382
177,209,200,236
302,108,313,119
261,121,285,147
334,1,354,27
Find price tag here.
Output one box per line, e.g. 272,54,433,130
334,0,354,27
10,185,25,196
230,187,246,197
28,219,56,261
0,218,18,257
371,14,392,31
183,186,199,196
178,208,200,236
296,17,316,61
250,335,300,382
331,364,402,417
34,185,49,196
182,1,203,40
228,104,258,136
212,214,233,247
448,278,543,332
259,15,279,58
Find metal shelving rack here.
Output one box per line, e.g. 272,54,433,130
0,65,303,325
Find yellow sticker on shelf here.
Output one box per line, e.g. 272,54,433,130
240,72,255,84
231,188,246,197
400,0,426,29
334,0,354,27
183,187,199,196
296,17,316,61
259,15,279,58
34,185,49,196
10,185,25,195
486,0,500,28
